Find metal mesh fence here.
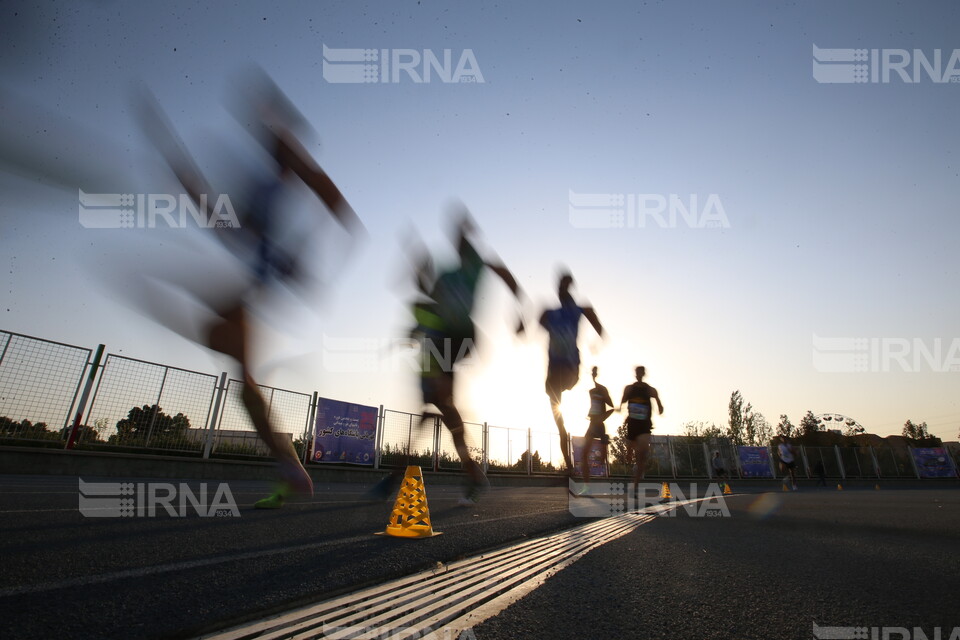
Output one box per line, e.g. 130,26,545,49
645,440,673,478
378,409,436,469
436,420,483,472
2,326,949,479
802,447,843,479
82,355,217,453
876,446,916,478
486,424,529,473
211,379,312,457
529,430,563,473
0,331,91,443
671,440,709,478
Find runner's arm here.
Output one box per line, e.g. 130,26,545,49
275,133,364,234
652,388,664,415
582,306,605,339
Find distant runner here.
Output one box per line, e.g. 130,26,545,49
619,366,663,484
778,437,798,491
580,366,614,481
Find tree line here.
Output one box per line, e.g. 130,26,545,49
676,390,944,448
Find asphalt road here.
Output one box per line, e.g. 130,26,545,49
1,474,958,640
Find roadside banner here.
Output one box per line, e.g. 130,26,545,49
313,397,378,465
911,447,957,478
738,446,774,478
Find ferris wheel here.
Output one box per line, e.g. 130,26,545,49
815,413,865,434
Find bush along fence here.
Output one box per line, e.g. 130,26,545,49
1,329,958,480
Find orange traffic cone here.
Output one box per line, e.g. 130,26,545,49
723,483,732,495
836,483,843,491
377,466,442,538
660,482,671,500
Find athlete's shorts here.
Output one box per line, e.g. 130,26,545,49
625,417,652,440
545,361,579,396
781,460,796,470
584,419,610,445
713,467,727,476
421,371,453,406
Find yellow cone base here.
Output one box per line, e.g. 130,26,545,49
376,466,441,539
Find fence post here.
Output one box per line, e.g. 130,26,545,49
143,366,169,448
432,415,440,472
374,405,384,470
406,413,413,458
907,446,921,479
202,372,228,459
66,344,105,449
869,446,881,478
482,422,488,473
302,392,318,465
767,445,777,479
702,443,712,479
667,437,678,478
834,446,846,480
526,428,532,476
799,445,811,478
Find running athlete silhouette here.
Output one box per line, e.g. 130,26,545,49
580,366,614,481
619,366,663,483
136,73,364,507
371,208,524,505
539,272,604,472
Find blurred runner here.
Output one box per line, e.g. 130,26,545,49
371,208,524,505
539,272,604,472
778,437,798,491
136,73,364,508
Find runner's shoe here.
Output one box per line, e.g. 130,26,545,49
457,475,489,506
366,473,401,503
254,482,290,509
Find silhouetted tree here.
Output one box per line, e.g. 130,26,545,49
799,410,821,437
727,390,745,446
902,420,941,446
776,414,795,439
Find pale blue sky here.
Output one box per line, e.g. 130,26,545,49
2,0,959,442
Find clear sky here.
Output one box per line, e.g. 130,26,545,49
2,0,959,443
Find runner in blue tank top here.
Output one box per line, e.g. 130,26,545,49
539,272,604,472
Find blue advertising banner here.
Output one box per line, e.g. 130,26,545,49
572,436,608,478
738,446,773,478
313,397,378,466
911,447,957,478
